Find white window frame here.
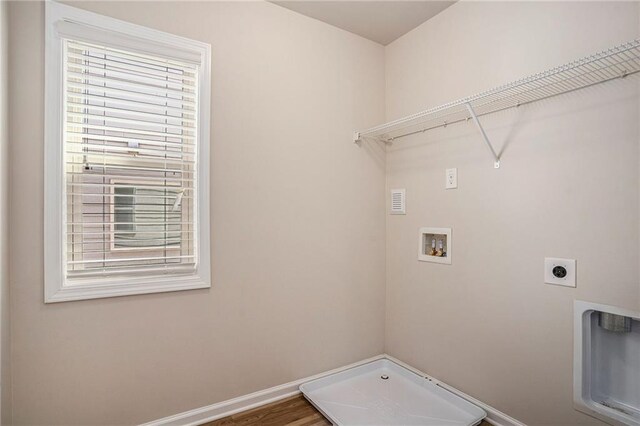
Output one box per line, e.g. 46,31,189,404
44,2,211,303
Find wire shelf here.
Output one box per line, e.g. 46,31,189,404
355,39,640,145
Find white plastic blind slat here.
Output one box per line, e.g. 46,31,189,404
67,111,195,132
66,81,197,107
64,38,199,280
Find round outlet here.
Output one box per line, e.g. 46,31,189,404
544,258,576,287
552,265,568,279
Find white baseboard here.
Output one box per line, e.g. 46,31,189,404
140,354,385,426
141,353,525,426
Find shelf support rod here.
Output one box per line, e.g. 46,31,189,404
465,103,500,169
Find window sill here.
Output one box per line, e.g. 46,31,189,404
45,274,210,303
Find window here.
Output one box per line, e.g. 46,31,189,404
45,3,211,302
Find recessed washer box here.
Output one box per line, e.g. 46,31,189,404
574,301,640,425
418,227,451,264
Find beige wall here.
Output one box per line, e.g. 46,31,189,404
384,2,640,425
7,1,640,425
0,0,10,424
7,1,386,424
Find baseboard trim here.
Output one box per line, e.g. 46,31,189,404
141,353,525,426
140,354,385,426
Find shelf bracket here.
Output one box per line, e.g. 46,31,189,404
353,131,361,145
465,103,501,169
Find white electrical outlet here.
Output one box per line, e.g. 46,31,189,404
544,258,576,287
446,168,457,189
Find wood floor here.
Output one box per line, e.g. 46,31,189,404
203,394,330,426
203,393,492,426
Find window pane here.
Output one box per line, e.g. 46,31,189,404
113,185,182,249
64,39,198,279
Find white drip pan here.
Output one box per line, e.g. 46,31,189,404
300,359,486,425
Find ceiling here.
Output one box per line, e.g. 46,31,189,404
271,1,456,46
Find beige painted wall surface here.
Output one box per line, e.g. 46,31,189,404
384,2,640,425
8,1,386,424
0,1,11,424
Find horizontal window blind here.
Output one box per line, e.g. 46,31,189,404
64,38,199,280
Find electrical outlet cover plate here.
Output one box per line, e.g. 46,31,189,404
445,168,457,189
545,258,576,287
